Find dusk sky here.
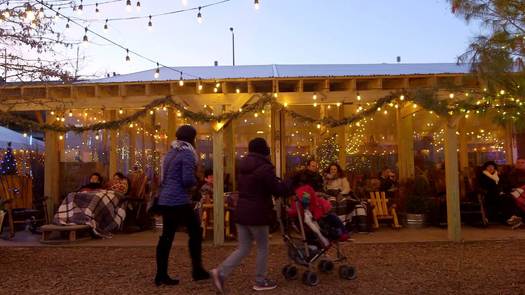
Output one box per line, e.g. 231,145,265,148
67,0,479,77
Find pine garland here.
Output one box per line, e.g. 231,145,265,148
0,88,523,133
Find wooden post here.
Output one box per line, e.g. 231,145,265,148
279,109,287,177
458,118,469,170
44,111,60,223
444,117,462,242
271,104,284,176
396,106,415,180
108,110,118,177
504,121,517,165
167,108,177,150
337,105,347,168
128,116,136,171
213,106,225,245
224,121,236,191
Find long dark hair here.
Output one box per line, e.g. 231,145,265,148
326,162,344,178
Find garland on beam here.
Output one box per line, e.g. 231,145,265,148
0,88,524,133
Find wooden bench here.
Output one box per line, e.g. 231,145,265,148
40,224,91,244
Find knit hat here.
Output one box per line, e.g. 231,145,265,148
248,137,270,156
176,125,197,146
482,160,497,170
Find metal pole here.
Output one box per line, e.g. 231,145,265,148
230,27,235,66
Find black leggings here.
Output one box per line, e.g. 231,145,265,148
156,204,203,277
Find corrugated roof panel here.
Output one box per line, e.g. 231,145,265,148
82,63,470,84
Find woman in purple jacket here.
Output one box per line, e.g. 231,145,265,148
211,138,287,293
155,125,209,286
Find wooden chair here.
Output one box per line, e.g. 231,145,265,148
0,175,36,239
368,191,401,229
124,172,151,230
200,197,236,240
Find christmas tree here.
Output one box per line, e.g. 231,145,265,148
1,142,18,175
317,136,340,171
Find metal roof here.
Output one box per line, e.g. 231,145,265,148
83,63,470,84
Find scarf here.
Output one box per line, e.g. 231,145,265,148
171,140,198,163
483,170,499,184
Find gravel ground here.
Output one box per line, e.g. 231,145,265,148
1,241,525,295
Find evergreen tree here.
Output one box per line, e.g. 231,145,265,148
1,142,18,175
317,136,340,171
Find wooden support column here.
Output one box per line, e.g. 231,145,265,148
444,117,462,242
128,116,137,171
167,108,177,150
224,121,236,191
213,106,225,245
271,104,284,176
458,118,469,170
396,106,415,180
337,105,347,168
279,109,287,177
108,110,118,177
44,111,60,222
504,121,517,165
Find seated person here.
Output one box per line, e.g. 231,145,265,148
200,169,214,204
324,162,351,196
107,172,130,195
289,184,349,246
478,161,521,225
379,168,397,192
79,173,104,192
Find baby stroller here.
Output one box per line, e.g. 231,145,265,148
275,193,357,286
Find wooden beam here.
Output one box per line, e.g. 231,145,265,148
337,105,347,168
44,111,60,222
444,116,462,242
224,121,236,191
396,106,415,180
108,110,118,177
213,105,225,245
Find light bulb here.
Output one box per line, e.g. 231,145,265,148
197,7,202,23
215,82,220,88
95,3,100,16
198,84,203,91
254,0,260,10
69,111,73,117
119,108,123,115
104,20,109,32
136,1,141,12
154,68,160,79
125,49,130,61
236,88,240,93
357,95,361,101
82,28,88,43
179,77,184,86
148,15,153,31
126,0,132,12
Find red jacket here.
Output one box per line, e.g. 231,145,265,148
288,185,331,220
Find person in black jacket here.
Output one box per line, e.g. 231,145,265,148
478,161,520,224
211,138,287,293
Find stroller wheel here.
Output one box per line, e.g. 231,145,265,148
282,264,298,280
318,260,334,273
339,265,357,280
302,271,319,286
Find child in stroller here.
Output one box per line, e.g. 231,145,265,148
276,171,357,286
288,184,350,247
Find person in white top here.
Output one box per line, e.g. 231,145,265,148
324,163,351,195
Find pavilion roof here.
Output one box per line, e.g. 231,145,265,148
84,63,470,84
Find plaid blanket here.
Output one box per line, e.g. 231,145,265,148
53,190,126,238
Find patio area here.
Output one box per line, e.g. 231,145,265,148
2,225,525,247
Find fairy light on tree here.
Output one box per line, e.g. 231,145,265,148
317,136,340,171
1,142,18,175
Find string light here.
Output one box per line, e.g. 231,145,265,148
357,95,361,101
119,108,124,115
125,49,130,61
254,0,260,10
69,110,73,117
198,80,203,91
126,0,132,12
154,63,160,79
215,82,221,88
83,27,89,43
95,3,100,16
400,95,405,101
78,0,84,14
104,19,109,31
65,19,70,29
449,93,454,99
179,73,184,86
313,94,317,100
148,15,153,31
136,1,142,12
236,88,240,93
197,7,203,23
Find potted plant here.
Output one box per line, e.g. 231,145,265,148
404,175,432,228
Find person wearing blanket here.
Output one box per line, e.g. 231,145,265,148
155,125,210,286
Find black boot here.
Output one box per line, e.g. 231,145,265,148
192,267,210,281
154,275,180,286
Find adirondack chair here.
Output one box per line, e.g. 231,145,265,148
123,172,151,230
0,175,36,239
368,191,401,229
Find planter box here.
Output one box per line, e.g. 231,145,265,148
405,213,427,229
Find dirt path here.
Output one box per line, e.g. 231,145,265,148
1,241,524,294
